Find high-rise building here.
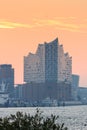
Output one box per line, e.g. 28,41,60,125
72,74,79,100
0,64,14,97
24,38,72,84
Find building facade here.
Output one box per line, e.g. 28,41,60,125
72,74,79,100
24,38,72,84
14,82,72,104
0,64,14,97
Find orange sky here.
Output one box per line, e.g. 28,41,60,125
0,0,87,86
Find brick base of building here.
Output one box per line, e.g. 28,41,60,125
21,82,72,102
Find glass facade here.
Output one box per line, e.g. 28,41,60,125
45,38,58,83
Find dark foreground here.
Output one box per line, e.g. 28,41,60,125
0,108,67,130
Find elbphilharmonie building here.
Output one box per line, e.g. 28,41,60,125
24,38,72,84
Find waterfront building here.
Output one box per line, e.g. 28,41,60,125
72,74,79,100
23,38,73,103
0,64,14,97
78,87,87,103
14,84,23,100
15,82,72,105
24,38,72,84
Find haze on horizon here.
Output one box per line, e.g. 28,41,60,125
0,0,87,87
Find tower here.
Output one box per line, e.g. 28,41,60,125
0,64,14,97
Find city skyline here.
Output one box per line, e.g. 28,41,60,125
0,0,87,86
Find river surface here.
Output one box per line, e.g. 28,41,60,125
0,106,87,130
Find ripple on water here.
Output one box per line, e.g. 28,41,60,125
0,106,87,130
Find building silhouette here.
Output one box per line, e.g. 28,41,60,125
72,74,79,100
24,38,72,84
0,64,14,97
23,38,73,103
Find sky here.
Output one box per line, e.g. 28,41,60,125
0,0,87,86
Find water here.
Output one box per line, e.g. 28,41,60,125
0,106,87,130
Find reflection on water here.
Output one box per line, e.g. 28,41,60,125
0,106,87,130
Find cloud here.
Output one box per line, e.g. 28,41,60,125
0,21,34,29
34,18,87,33
35,19,79,29
0,17,87,33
